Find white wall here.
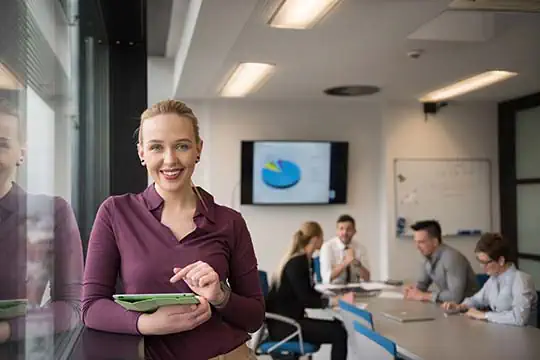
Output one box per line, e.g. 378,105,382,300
189,99,384,278
148,57,175,106
381,102,500,280
183,99,499,282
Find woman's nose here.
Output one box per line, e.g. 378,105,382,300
163,148,178,164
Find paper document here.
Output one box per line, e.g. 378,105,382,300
378,290,404,299
358,282,398,291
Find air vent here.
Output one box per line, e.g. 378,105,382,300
449,0,540,12
324,85,380,97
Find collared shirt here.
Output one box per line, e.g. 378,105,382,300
319,236,369,284
462,265,538,327
82,185,264,360
416,244,478,303
0,183,83,341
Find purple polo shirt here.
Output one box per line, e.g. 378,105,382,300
82,185,264,360
0,183,83,341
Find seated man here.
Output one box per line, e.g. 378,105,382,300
404,220,477,303
319,215,370,284
442,233,538,327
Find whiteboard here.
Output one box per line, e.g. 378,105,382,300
394,159,492,237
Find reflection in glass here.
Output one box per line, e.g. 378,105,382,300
0,97,83,359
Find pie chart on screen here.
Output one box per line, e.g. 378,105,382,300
262,160,301,189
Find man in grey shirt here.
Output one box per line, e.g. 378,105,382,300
404,220,478,303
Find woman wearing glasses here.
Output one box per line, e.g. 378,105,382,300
442,233,538,326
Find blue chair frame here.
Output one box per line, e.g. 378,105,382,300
254,270,320,359
339,299,374,329
353,320,397,358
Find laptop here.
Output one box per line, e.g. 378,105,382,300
381,309,435,323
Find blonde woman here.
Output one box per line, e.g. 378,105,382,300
266,222,352,360
82,100,263,360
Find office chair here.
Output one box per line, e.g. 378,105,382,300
338,299,374,329
253,270,320,359
353,320,397,359
476,273,490,288
312,256,322,283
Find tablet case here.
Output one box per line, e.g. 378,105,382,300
113,293,200,313
0,299,28,320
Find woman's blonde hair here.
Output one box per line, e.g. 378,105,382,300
272,221,323,289
138,99,200,143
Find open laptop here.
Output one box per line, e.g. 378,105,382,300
381,309,435,323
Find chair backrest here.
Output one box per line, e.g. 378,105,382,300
259,270,270,297
353,320,396,359
339,299,374,329
312,256,322,283
537,291,540,329
476,273,489,288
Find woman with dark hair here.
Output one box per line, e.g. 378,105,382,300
442,233,538,327
266,221,352,360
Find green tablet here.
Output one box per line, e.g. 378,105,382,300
113,293,200,313
0,299,28,320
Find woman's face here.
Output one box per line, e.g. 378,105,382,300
476,251,505,276
138,114,202,194
0,113,24,189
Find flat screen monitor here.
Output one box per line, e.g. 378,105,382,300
241,141,348,205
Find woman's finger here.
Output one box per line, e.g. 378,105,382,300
197,273,218,288
170,263,199,283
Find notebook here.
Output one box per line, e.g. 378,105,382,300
381,309,435,323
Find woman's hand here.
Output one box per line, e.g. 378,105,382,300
170,261,224,304
137,297,211,335
465,308,487,321
441,302,467,313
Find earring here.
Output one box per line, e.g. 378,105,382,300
196,155,200,163
141,160,145,166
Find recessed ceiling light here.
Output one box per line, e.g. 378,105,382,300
419,70,518,102
268,0,342,29
0,63,23,90
324,85,381,97
220,63,275,97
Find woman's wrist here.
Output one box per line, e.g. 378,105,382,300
209,282,231,309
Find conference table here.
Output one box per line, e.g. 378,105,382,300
310,289,540,360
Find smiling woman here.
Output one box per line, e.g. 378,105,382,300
82,99,264,360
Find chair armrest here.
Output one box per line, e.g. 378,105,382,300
263,313,306,354
265,313,301,329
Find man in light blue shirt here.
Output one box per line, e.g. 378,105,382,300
442,233,538,327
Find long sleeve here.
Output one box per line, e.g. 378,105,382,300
215,216,265,333
81,198,141,334
485,274,536,326
284,255,328,309
319,242,334,284
8,197,83,341
432,253,469,303
416,263,432,292
462,282,489,308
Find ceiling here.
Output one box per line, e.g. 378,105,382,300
158,0,540,101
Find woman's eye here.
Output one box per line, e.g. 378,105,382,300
177,143,190,151
149,144,162,151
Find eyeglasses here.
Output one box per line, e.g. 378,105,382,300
476,258,495,265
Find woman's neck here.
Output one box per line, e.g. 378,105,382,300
0,180,13,200
155,183,198,211
499,263,513,275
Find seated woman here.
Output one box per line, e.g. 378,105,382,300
442,233,538,327
266,221,352,360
